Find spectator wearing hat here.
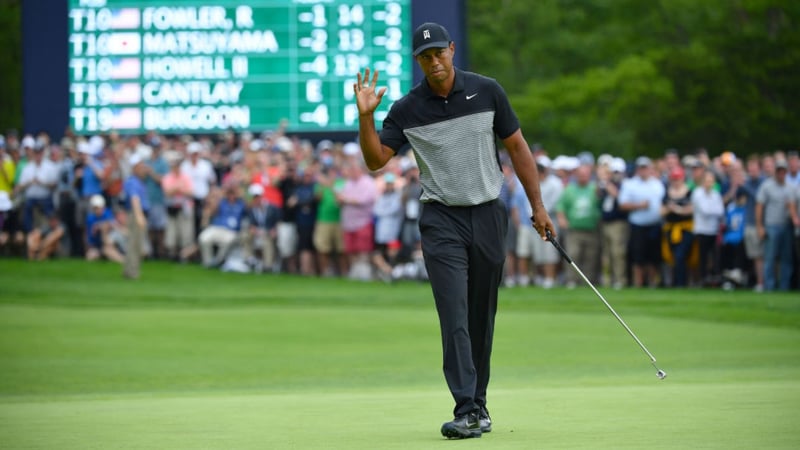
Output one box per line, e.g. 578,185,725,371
197,183,247,268
48,142,84,257
244,183,281,273
12,135,35,185
313,160,347,277
84,194,124,263
720,156,745,206
534,155,566,288
787,151,800,186
76,138,108,224
511,154,562,288
122,154,150,279
181,142,218,240
161,151,195,262
141,144,170,260
15,141,59,240
741,155,767,291
660,165,694,287
691,169,725,287
598,157,629,289
717,151,737,185
292,164,319,276
619,156,665,287
756,159,799,291
397,158,425,280
720,189,749,288
342,142,362,160
686,157,707,191
102,140,126,210
372,171,404,282
275,159,301,274
555,164,601,287
0,136,20,253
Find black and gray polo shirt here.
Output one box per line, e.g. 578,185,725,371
379,68,520,206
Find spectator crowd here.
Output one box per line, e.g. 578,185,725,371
1,127,799,291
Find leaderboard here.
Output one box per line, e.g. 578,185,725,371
67,0,412,134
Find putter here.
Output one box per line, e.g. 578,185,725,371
544,229,667,380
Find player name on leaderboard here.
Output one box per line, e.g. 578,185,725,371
68,0,411,134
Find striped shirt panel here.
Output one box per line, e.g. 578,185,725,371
405,111,503,205
379,69,520,206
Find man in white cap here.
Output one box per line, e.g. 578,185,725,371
354,21,556,439
85,194,124,263
244,183,281,273
619,156,665,287
15,140,59,244
598,157,630,289
180,141,217,241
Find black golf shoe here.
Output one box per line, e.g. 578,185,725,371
478,406,492,433
441,411,482,439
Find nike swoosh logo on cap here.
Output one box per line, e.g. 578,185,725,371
466,93,478,100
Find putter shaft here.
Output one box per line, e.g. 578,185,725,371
544,229,665,375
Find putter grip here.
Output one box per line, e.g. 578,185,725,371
545,229,573,264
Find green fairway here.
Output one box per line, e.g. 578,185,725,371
1,260,799,449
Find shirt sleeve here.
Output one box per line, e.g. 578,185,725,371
618,180,633,204
755,182,767,204
490,79,520,140
17,165,34,185
379,106,407,153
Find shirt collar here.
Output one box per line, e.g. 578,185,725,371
421,67,465,98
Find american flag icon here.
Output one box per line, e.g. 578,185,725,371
109,108,142,130
109,9,141,30
106,33,141,55
110,83,142,104
109,58,141,79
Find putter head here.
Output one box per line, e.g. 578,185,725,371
656,369,667,380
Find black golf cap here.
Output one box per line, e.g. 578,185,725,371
412,22,452,56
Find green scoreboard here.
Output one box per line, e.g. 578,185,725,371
67,0,412,134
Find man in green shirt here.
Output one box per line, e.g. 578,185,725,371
313,165,347,277
556,164,601,287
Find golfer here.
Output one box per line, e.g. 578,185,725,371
354,22,556,439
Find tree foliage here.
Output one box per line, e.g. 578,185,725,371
467,0,800,158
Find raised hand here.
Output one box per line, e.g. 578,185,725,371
353,68,387,116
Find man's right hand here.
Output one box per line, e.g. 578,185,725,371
354,68,387,116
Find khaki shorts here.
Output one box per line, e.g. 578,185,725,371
516,225,537,259
744,226,763,259
313,222,344,254
532,227,560,264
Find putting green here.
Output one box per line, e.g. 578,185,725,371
1,260,799,448
1,382,797,449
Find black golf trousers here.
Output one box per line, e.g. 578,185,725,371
419,199,508,416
